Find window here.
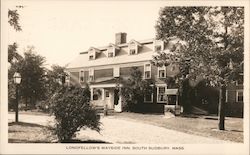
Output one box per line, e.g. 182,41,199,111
236,90,243,102
89,55,94,60
236,73,243,85
144,64,151,79
79,70,84,82
144,93,153,102
89,68,94,82
105,90,110,98
158,66,166,78
155,45,162,52
130,49,136,55
108,52,114,57
114,66,120,77
158,86,167,102
154,40,164,52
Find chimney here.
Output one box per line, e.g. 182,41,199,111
115,32,127,45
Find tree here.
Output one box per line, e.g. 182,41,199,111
120,67,154,112
45,65,67,97
18,46,47,108
153,7,244,130
50,85,101,142
8,9,22,31
8,7,23,63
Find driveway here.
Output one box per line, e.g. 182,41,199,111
8,113,229,144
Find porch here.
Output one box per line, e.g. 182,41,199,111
90,83,122,112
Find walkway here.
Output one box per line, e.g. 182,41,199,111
8,113,229,144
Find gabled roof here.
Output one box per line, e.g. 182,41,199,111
108,43,120,49
66,49,154,69
66,38,171,69
88,47,101,53
128,39,142,46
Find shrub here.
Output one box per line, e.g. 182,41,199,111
50,85,101,142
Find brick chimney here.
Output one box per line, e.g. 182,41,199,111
115,32,127,44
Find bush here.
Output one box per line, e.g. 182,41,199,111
50,85,101,142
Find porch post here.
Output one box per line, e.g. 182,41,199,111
90,88,93,100
176,94,178,106
102,88,105,100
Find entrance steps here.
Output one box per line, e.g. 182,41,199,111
94,105,115,116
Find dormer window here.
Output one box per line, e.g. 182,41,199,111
155,45,162,52
88,47,100,60
129,49,136,55
128,40,142,55
154,40,164,52
89,68,94,82
158,66,166,78
107,43,120,57
89,55,94,60
108,52,114,57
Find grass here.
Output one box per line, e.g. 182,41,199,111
8,122,56,143
113,112,243,143
8,121,110,143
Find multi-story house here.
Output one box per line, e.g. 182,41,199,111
225,71,244,117
65,33,180,112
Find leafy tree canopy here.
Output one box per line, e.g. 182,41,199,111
17,46,47,107
153,6,244,87
120,67,154,111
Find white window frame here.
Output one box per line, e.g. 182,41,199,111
128,40,141,55
107,47,115,57
236,73,243,86
89,68,94,82
144,63,151,79
79,70,84,82
113,66,120,77
157,86,167,103
88,49,96,60
236,89,243,102
158,66,166,78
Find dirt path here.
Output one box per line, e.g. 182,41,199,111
8,113,230,144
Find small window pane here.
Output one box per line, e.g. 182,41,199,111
89,55,94,60
238,91,243,102
145,71,151,79
130,49,136,55
105,90,110,97
145,94,152,102
108,52,113,57
158,87,166,102
159,70,165,78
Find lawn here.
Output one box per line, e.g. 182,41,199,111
113,112,243,143
8,122,56,143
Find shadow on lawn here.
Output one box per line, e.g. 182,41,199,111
8,122,111,144
8,139,52,143
8,122,46,128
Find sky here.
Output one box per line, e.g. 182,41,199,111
4,0,166,68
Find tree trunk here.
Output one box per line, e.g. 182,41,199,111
218,85,226,130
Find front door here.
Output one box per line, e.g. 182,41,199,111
105,89,113,109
